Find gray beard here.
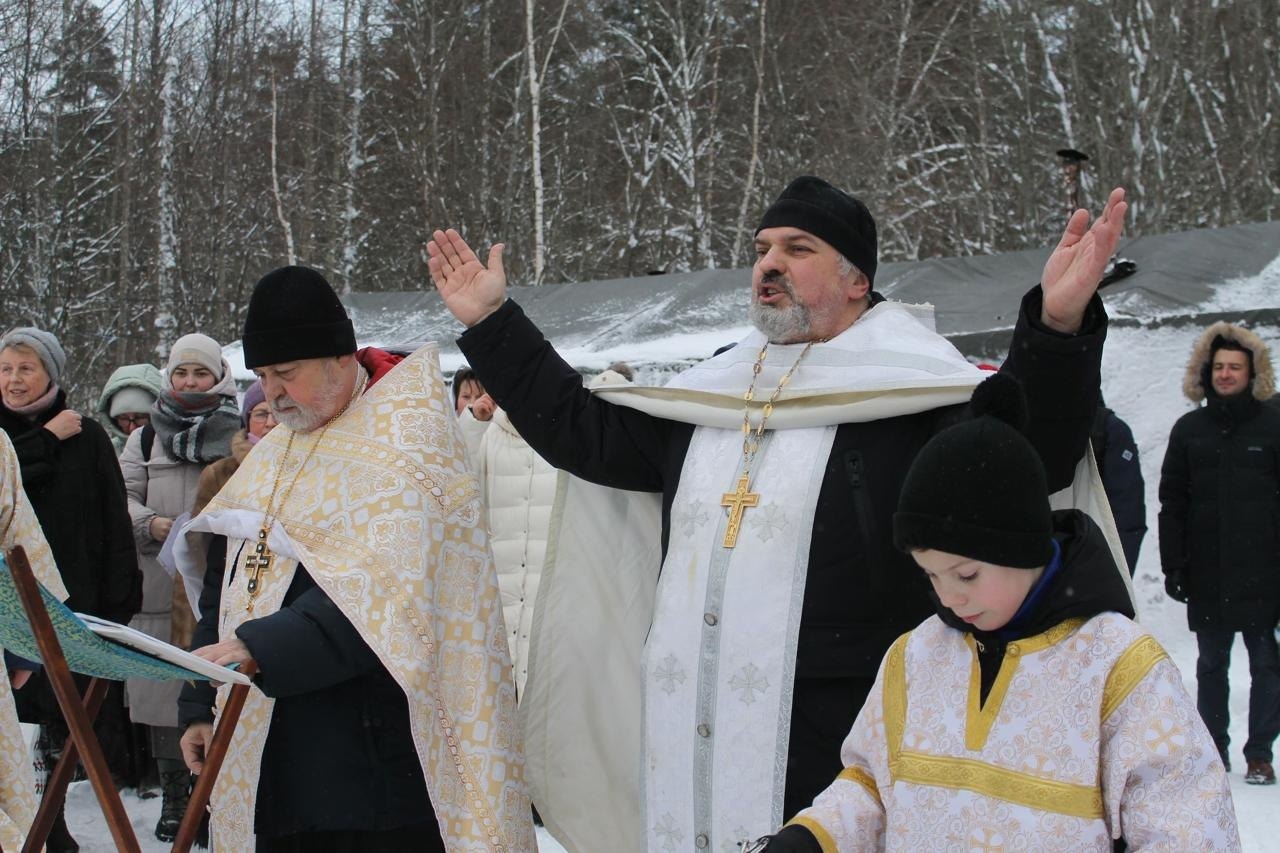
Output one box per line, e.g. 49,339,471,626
270,372,347,432
749,299,813,344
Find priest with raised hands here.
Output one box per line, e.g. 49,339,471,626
427,177,1127,853
176,266,533,852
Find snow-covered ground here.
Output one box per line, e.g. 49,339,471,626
59,781,570,852
58,258,1280,849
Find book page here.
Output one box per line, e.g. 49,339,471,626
74,613,252,686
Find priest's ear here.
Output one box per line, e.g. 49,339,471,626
839,263,871,308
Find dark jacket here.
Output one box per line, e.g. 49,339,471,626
1091,406,1146,574
765,510,1132,853
458,286,1105,817
0,390,140,622
1159,322,1280,632
1159,392,1280,631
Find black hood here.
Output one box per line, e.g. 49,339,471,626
933,509,1133,640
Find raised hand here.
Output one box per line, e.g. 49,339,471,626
1040,187,1128,334
427,229,508,328
470,393,496,422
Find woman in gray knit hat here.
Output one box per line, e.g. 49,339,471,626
117,331,239,842
0,326,141,852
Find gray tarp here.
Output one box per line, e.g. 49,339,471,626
342,220,1280,367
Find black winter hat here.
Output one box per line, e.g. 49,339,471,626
242,266,357,369
893,373,1054,568
755,176,878,285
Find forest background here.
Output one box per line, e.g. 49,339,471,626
2,0,1278,407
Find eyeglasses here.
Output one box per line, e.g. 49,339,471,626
115,414,150,427
249,410,274,423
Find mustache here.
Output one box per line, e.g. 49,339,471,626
758,270,796,298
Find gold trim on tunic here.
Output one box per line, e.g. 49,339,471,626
787,815,840,853
885,619,1104,821
1101,634,1169,723
964,618,1084,750
836,765,881,805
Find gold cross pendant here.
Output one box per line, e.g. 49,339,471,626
245,528,273,611
720,474,760,548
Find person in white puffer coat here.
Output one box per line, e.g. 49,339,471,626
456,366,633,696
458,397,559,697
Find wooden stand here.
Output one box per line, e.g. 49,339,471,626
5,546,255,853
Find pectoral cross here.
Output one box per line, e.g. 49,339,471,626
245,528,273,611
720,474,760,548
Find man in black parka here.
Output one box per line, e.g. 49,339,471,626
1160,321,1280,786
429,178,1127,846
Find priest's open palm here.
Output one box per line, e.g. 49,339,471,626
428,229,508,328
1040,187,1127,334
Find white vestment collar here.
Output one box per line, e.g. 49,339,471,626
593,301,984,429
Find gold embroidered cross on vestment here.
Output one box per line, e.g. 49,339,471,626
719,339,817,548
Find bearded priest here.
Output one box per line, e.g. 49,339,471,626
176,267,533,852
428,178,1129,852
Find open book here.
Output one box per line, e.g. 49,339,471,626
74,613,252,686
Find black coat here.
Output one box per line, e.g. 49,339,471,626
178,536,440,844
0,390,140,622
1158,391,1280,632
1092,407,1147,574
458,286,1105,818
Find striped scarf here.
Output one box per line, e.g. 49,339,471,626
151,382,240,464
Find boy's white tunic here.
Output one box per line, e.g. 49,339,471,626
183,347,535,851
0,431,65,850
791,613,1240,851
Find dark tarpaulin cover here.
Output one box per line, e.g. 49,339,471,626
344,220,1280,366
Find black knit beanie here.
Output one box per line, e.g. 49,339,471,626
755,176,878,285
242,266,357,369
893,373,1053,568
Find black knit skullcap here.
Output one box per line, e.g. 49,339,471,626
756,176,878,285
242,266,357,369
893,373,1053,568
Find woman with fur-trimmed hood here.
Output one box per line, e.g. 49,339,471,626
1158,320,1280,786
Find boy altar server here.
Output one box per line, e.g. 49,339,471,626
753,374,1240,852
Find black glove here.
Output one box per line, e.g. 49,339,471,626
746,825,825,852
1164,570,1189,603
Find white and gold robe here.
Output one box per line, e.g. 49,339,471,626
181,346,535,851
522,302,1132,852
789,613,1240,851
0,430,66,850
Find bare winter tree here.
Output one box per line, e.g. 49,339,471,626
0,0,1276,408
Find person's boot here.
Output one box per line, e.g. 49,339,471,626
155,758,191,842
46,806,79,853
1245,759,1276,785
